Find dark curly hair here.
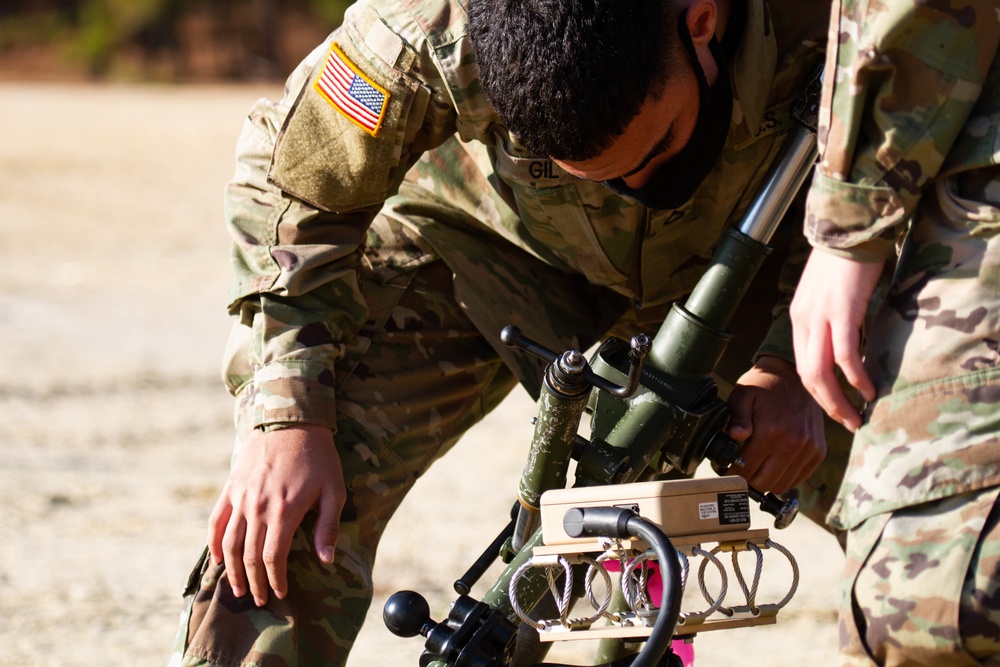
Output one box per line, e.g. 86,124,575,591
468,0,680,161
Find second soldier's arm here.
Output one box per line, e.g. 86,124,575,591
207,2,461,606
791,0,999,426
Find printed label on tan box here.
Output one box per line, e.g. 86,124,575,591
718,492,751,525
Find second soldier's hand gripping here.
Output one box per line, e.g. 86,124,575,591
207,424,345,607
726,355,827,495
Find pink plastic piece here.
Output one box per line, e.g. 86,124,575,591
603,561,695,665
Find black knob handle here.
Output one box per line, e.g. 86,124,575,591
748,487,799,529
383,590,435,638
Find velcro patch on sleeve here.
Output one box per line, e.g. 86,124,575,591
314,42,391,137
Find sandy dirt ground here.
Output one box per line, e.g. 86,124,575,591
0,83,845,667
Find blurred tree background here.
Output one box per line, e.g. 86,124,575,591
0,0,352,81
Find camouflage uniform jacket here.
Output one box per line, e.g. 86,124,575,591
803,0,1000,529
225,0,830,433
805,0,1000,261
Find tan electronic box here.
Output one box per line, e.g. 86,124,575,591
539,476,751,547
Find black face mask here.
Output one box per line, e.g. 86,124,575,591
602,13,734,211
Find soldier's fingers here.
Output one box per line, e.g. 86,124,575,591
724,385,763,485
820,322,874,432
263,525,293,600
801,324,861,431
244,521,270,607
730,437,766,483
792,318,826,408
314,487,345,566
831,321,876,403
770,443,822,495
816,369,861,432
794,326,829,410
748,455,797,495
222,513,248,599
740,424,808,494
812,362,858,430
725,385,754,444
207,490,233,566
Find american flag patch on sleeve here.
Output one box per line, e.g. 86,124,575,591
314,43,390,136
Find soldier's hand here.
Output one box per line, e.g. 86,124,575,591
207,424,345,607
726,355,826,494
790,250,883,431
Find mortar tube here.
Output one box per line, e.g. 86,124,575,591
648,123,817,376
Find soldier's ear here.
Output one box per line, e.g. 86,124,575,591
684,0,718,46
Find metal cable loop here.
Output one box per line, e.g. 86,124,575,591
618,549,690,623
595,553,626,622
549,557,575,622
574,554,613,626
600,553,629,624
621,551,655,613
689,546,729,620
764,539,800,609
509,561,543,629
727,542,763,614
509,556,574,629
677,550,691,592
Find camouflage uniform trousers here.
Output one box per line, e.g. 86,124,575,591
170,203,852,667
832,166,1000,666
172,252,522,667
840,487,1000,667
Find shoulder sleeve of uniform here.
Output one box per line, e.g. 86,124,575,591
268,1,455,212
806,0,999,252
396,0,495,141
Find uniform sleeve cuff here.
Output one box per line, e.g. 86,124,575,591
808,236,896,263
248,360,339,431
804,168,907,252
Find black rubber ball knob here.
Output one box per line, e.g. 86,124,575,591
383,590,432,638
